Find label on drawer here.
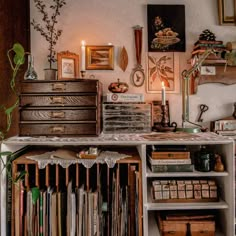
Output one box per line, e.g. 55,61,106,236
106,93,144,102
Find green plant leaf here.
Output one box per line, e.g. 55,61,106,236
13,43,25,65
31,187,40,205
13,170,27,183
0,151,12,157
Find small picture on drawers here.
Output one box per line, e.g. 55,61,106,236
57,51,79,80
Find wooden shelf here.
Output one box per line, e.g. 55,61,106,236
191,65,236,94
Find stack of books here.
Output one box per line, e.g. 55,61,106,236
211,118,236,139
148,150,193,172
191,40,227,65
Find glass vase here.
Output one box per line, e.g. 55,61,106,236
24,54,38,80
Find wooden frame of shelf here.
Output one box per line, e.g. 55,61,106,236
190,65,236,94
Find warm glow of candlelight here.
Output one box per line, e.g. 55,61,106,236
81,40,86,71
161,81,166,105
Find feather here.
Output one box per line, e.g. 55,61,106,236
119,46,128,72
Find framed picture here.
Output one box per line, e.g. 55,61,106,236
147,4,185,52
152,100,170,126
57,51,79,80
147,52,179,93
130,67,145,87
218,0,236,24
86,45,114,70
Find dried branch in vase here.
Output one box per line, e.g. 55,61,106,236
31,0,66,69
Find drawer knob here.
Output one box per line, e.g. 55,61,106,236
52,83,66,91
51,111,65,118
50,97,65,104
51,126,65,133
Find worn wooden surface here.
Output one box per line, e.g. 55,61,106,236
0,0,30,138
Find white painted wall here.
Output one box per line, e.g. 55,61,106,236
30,0,236,128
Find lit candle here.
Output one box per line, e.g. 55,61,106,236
81,40,86,71
161,81,166,105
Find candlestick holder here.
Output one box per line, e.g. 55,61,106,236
80,70,86,78
152,104,176,132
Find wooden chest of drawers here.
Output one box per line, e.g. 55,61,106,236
19,79,102,136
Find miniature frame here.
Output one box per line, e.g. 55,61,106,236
57,51,79,80
86,45,114,70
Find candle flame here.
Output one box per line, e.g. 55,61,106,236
161,81,165,87
81,40,86,46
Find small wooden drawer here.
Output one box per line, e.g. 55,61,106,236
21,79,98,93
190,222,215,236
20,95,97,107
20,108,97,121
157,213,215,236
19,123,98,136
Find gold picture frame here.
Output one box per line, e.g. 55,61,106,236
86,45,114,70
218,0,236,25
57,51,79,80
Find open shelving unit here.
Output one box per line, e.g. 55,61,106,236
0,132,234,236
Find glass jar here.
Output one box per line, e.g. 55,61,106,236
24,54,38,80
194,146,214,172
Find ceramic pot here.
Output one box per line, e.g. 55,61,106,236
44,68,57,80
108,78,128,93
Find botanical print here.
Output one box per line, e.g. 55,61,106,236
147,52,179,93
147,5,186,52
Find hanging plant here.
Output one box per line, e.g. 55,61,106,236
0,43,27,182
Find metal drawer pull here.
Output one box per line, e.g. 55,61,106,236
50,97,64,104
51,83,66,91
51,111,65,118
51,126,65,133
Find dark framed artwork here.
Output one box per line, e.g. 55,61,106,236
147,4,186,52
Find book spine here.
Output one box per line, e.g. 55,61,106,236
194,40,223,46
149,158,191,165
194,43,225,49
151,164,194,172
151,151,190,159
39,191,43,236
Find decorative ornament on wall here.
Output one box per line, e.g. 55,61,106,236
119,46,128,72
130,25,145,87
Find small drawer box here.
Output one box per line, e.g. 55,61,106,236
157,214,215,236
19,79,102,136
